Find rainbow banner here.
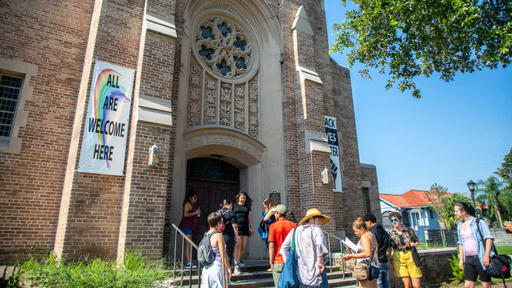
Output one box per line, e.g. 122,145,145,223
77,61,134,175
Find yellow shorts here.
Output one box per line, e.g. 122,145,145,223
392,250,422,278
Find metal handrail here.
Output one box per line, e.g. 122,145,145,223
169,223,201,288
323,230,346,279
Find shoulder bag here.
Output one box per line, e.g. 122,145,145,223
406,227,422,267
278,228,300,288
475,218,511,286
353,262,369,281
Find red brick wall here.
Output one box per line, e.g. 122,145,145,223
57,0,145,260
281,0,370,238
0,0,378,263
0,1,94,263
119,27,178,259
360,165,381,221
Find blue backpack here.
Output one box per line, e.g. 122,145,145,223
197,231,219,266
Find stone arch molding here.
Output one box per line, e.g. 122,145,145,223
184,127,266,168
183,0,280,141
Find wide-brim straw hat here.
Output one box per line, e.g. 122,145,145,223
299,208,331,226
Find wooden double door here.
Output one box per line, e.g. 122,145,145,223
185,158,240,243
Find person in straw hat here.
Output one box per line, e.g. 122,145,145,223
280,208,330,287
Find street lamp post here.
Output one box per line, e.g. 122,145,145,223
467,180,476,215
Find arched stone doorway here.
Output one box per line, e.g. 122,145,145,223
186,157,240,242
171,0,286,259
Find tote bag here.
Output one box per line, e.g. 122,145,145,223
278,228,300,288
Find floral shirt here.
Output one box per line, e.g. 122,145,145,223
388,226,419,252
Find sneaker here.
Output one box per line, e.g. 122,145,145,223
233,265,242,275
237,260,245,267
184,262,196,269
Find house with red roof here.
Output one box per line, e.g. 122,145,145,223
380,189,446,242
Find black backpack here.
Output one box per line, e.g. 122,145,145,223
197,231,219,266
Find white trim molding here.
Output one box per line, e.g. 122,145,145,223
146,14,177,38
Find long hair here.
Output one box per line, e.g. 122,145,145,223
235,191,252,208
262,197,274,212
183,190,197,207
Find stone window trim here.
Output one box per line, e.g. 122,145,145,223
0,57,38,154
191,13,259,83
145,13,177,38
183,126,265,167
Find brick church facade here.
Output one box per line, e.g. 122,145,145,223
0,0,380,263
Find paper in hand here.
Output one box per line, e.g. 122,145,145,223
341,237,358,252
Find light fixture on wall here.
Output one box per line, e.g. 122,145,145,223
321,167,330,184
148,144,160,167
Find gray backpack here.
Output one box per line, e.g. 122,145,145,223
197,231,219,266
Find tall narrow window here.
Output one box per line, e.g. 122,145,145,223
362,187,371,214
0,73,23,140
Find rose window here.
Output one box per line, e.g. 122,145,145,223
195,17,251,79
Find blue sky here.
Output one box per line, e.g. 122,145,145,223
324,2,512,196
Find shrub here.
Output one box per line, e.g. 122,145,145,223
12,250,167,288
448,255,464,282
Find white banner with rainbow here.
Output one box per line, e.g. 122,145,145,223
77,61,134,176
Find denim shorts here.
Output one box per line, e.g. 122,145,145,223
182,228,193,235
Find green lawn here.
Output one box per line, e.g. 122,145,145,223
496,246,512,255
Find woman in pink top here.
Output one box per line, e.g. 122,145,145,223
455,202,494,288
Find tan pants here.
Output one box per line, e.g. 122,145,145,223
272,263,284,288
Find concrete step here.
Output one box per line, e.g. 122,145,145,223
163,269,353,287
157,277,358,288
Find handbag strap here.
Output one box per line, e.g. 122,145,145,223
291,227,297,250
475,218,498,255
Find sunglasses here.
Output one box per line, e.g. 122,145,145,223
390,218,400,223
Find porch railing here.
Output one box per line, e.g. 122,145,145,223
168,223,201,288
324,230,347,279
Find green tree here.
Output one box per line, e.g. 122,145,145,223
496,147,512,186
497,187,512,223
330,0,512,98
495,148,512,223
440,193,472,230
426,183,449,244
476,176,504,226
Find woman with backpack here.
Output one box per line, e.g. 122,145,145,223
218,199,239,268
201,212,232,287
455,202,494,288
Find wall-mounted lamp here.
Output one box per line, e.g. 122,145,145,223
321,167,330,184
148,144,160,167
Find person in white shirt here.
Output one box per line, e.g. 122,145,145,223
280,208,330,287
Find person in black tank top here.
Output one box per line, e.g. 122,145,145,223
218,199,238,267
233,192,254,275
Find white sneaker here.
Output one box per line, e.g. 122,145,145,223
237,260,245,267
233,265,242,275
